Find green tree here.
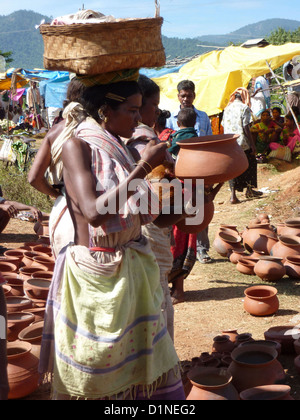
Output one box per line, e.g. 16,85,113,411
0,49,13,66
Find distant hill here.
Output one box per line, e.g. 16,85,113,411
0,11,299,68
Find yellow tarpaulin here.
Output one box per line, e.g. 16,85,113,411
0,73,27,90
153,43,300,117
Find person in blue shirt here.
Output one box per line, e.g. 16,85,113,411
166,79,213,137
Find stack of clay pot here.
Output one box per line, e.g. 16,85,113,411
215,213,300,283
0,237,53,399
184,328,296,400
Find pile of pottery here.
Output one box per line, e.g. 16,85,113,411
214,215,300,283
183,327,300,400
1,239,53,399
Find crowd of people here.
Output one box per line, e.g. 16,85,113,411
0,59,300,400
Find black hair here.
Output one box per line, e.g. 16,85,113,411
177,107,197,128
157,109,171,128
63,79,87,109
272,107,282,115
137,74,160,106
77,81,141,121
177,80,195,93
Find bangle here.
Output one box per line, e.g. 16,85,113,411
138,159,153,173
134,163,149,178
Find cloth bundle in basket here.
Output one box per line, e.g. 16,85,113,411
39,17,166,75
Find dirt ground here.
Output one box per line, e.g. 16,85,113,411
1,159,300,400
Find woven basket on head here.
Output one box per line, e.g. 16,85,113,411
39,17,165,75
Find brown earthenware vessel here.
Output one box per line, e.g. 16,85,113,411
240,385,294,400
284,256,300,279
242,224,277,253
244,285,279,317
254,256,286,282
271,235,300,261
6,311,35,342
264,326,300,354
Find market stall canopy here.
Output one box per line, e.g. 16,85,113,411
0,69,27,90
153,43,300,117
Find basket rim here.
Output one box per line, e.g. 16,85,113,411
40,17,163,34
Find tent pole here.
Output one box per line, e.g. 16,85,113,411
266,59,300,133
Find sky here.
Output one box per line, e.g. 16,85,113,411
0,0,300,38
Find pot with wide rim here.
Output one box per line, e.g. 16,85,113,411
253,234,278,255
6,341,39,399
175,134,249,185
186,367,239,400
242,224,277,253
213,231,243,258
18,320,44,358
238,340,282,357
271,235,300,260
6,296,33,313
236,258,256,276
284,256,300,279
6,311,35,342
19,266,47,281
4,277,24,297
240,385,293,400
228,344,285,392
23,278,51,301
0,261,18,273
254,256,286,282
243,285,279,317
229,249,248,264
264,326,300,354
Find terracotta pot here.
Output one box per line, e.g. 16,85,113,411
242,224,277,253
238,340,282,357
221,330,239,343
22,306,46,323
7,311,35,342
271,235,300,261
22,251,44,268
253,235,278,255
3,249,26,267
6,341,39,399
281,218,300,237
5,296,33,313
186,367,239,400
229,249,248,264
0,256,22,270
264,326,300,354
213,231,243,257
23,278,51,301
295,355,300,375
284,256,300,279
2,284,12,296
23,242,39,250
240,385,294,400
18,320,44,359
236,258,256,276
0,261,18,273
244,285,279,316
175,134,249,184
294,339,300,355
276,223,286,236
198,353,220,368
19,266,47,281
31,255,55,272
37,236,51,245
31,271,53,280
32,245,52,255
235,333,254,346
5,277,24,297
228,344,285,392
254,256,286,282
176,200,215,234
257,213,270,222
212,335,236,353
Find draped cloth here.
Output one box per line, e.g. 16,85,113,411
39,117,184,400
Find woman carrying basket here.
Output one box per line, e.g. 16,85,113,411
39,71,186,400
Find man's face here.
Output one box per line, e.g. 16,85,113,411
178,89,195,108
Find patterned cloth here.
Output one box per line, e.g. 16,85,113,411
223,99,252,151
75,69,139,87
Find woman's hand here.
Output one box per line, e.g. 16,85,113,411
30,207,43,221
1,204,18,218
141,140,168,171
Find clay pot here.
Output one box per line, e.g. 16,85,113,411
271,235,300,260
37,236,51,245
186,367,239,400
294,339,300,355
213,231,243,257
7,311,35,342
32,245,52,256
254,256,286,282
2,284,12,296
242,224,277,253
0,255,22,270
23,242,39,250
236,258,256,276
284,256,300,279
6,341,39,399
18,320,44,359
31,255,55,272
19,266,47,281
276,223,286,236
212,335,236,353
22,306,46,323
175,134,249,184
31,271,53,280
238,340,282,357
240,385,294,400
235,333,254,346
3,249,26,267
228,344,285,392
221,330,239,343
295,355,300,375
198,353,220,368
5,277,24,297
22,251,44,268
280,218,300,237
244,285,279,317
257,213,270,222
23,278,51,301
0,261,18,273
6,296,33,313
264,326,300,354
253,235,278,255
229,249,248,264
176,200,215,234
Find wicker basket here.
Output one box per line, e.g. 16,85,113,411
39,17,165,75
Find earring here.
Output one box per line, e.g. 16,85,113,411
98,109,108,123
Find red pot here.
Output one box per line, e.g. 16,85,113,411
244,285,279,317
